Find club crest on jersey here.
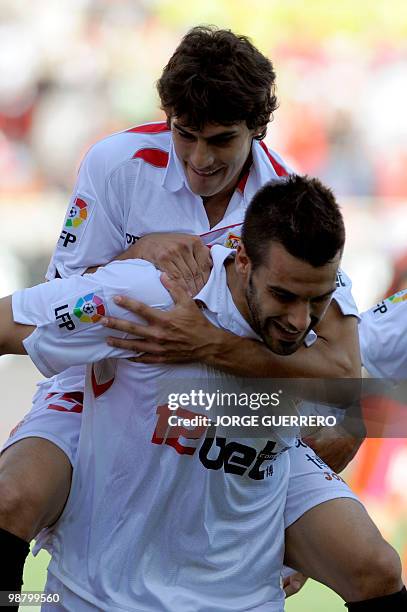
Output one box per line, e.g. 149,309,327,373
65,197,88,228
53,288,107,334
74,293,105,323
57,194,95,250
225,232,241,249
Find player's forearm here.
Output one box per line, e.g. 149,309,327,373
0,296,31,356
205,329,359,378
203,328,361,406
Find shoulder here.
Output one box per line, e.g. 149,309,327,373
360,291,407,335
80,121,172,178
252,140,293,178
360,291,407,377
88,259,173,309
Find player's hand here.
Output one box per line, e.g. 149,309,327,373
283,572,308,597
118,233,212,296
102,274,223,363
303,422,365,473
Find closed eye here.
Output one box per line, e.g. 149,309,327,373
269,289,295,303
176,128,195,141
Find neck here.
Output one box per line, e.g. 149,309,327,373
202,188,235,228
202,152,253,228
225,258,251,324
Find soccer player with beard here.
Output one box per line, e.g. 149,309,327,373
0,26,404,610
0,176,357,609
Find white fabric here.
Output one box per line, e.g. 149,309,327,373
284,440,360,529
359,289,407,379
5,122,361,608
42,571,286,612
15,247,290,611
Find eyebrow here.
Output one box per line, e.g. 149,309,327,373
173,122,239,141
268,285,336,300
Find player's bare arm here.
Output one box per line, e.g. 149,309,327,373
104,279,361,378
0,296,32,356
103,283,361,389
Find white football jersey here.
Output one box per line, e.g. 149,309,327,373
40,122,358,398
13,246,296,611
359,289,407,379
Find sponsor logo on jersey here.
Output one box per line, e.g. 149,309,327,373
126,233,139,245
65,197,88,228
73,293,105,323
151,405,283,480
225,232,241,249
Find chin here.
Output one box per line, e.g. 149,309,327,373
264,337,300,356
276,342,299,356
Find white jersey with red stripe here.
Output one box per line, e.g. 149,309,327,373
359,289,407,379
13,246,291,612
40,121,357,398
46,121,290,280
36,122,294,400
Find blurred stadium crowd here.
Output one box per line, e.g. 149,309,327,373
1,0,407,303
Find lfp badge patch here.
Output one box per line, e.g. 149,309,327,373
53,289,108,334
58,194,95,250
66,197,88,228
388,291,407,305
73,293,105,323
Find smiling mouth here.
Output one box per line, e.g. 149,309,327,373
189,165,223,177
271,320,303,341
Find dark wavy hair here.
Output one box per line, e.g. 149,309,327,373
242,175,345,268
157,26,278,139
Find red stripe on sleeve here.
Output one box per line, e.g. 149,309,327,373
126,122,169,134
133,148,169,168
260,142,289,177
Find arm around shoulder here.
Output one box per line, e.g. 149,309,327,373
207,301,361,379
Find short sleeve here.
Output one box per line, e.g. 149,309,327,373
332,268,360,318
359,291,407,378
13,260,171,377
45,140,126,280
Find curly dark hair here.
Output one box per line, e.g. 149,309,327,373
157,26,278,139
242,175,345,268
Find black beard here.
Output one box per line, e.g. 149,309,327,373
245,275,264,337
245,275,319,353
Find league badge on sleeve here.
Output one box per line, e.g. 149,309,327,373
388,290,407,305
57,194,95,250
53,289,107,334
66,197,88,228
73,293,105,323
372,289,407,317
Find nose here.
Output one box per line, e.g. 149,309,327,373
287,301,311,333
190,139,215,170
